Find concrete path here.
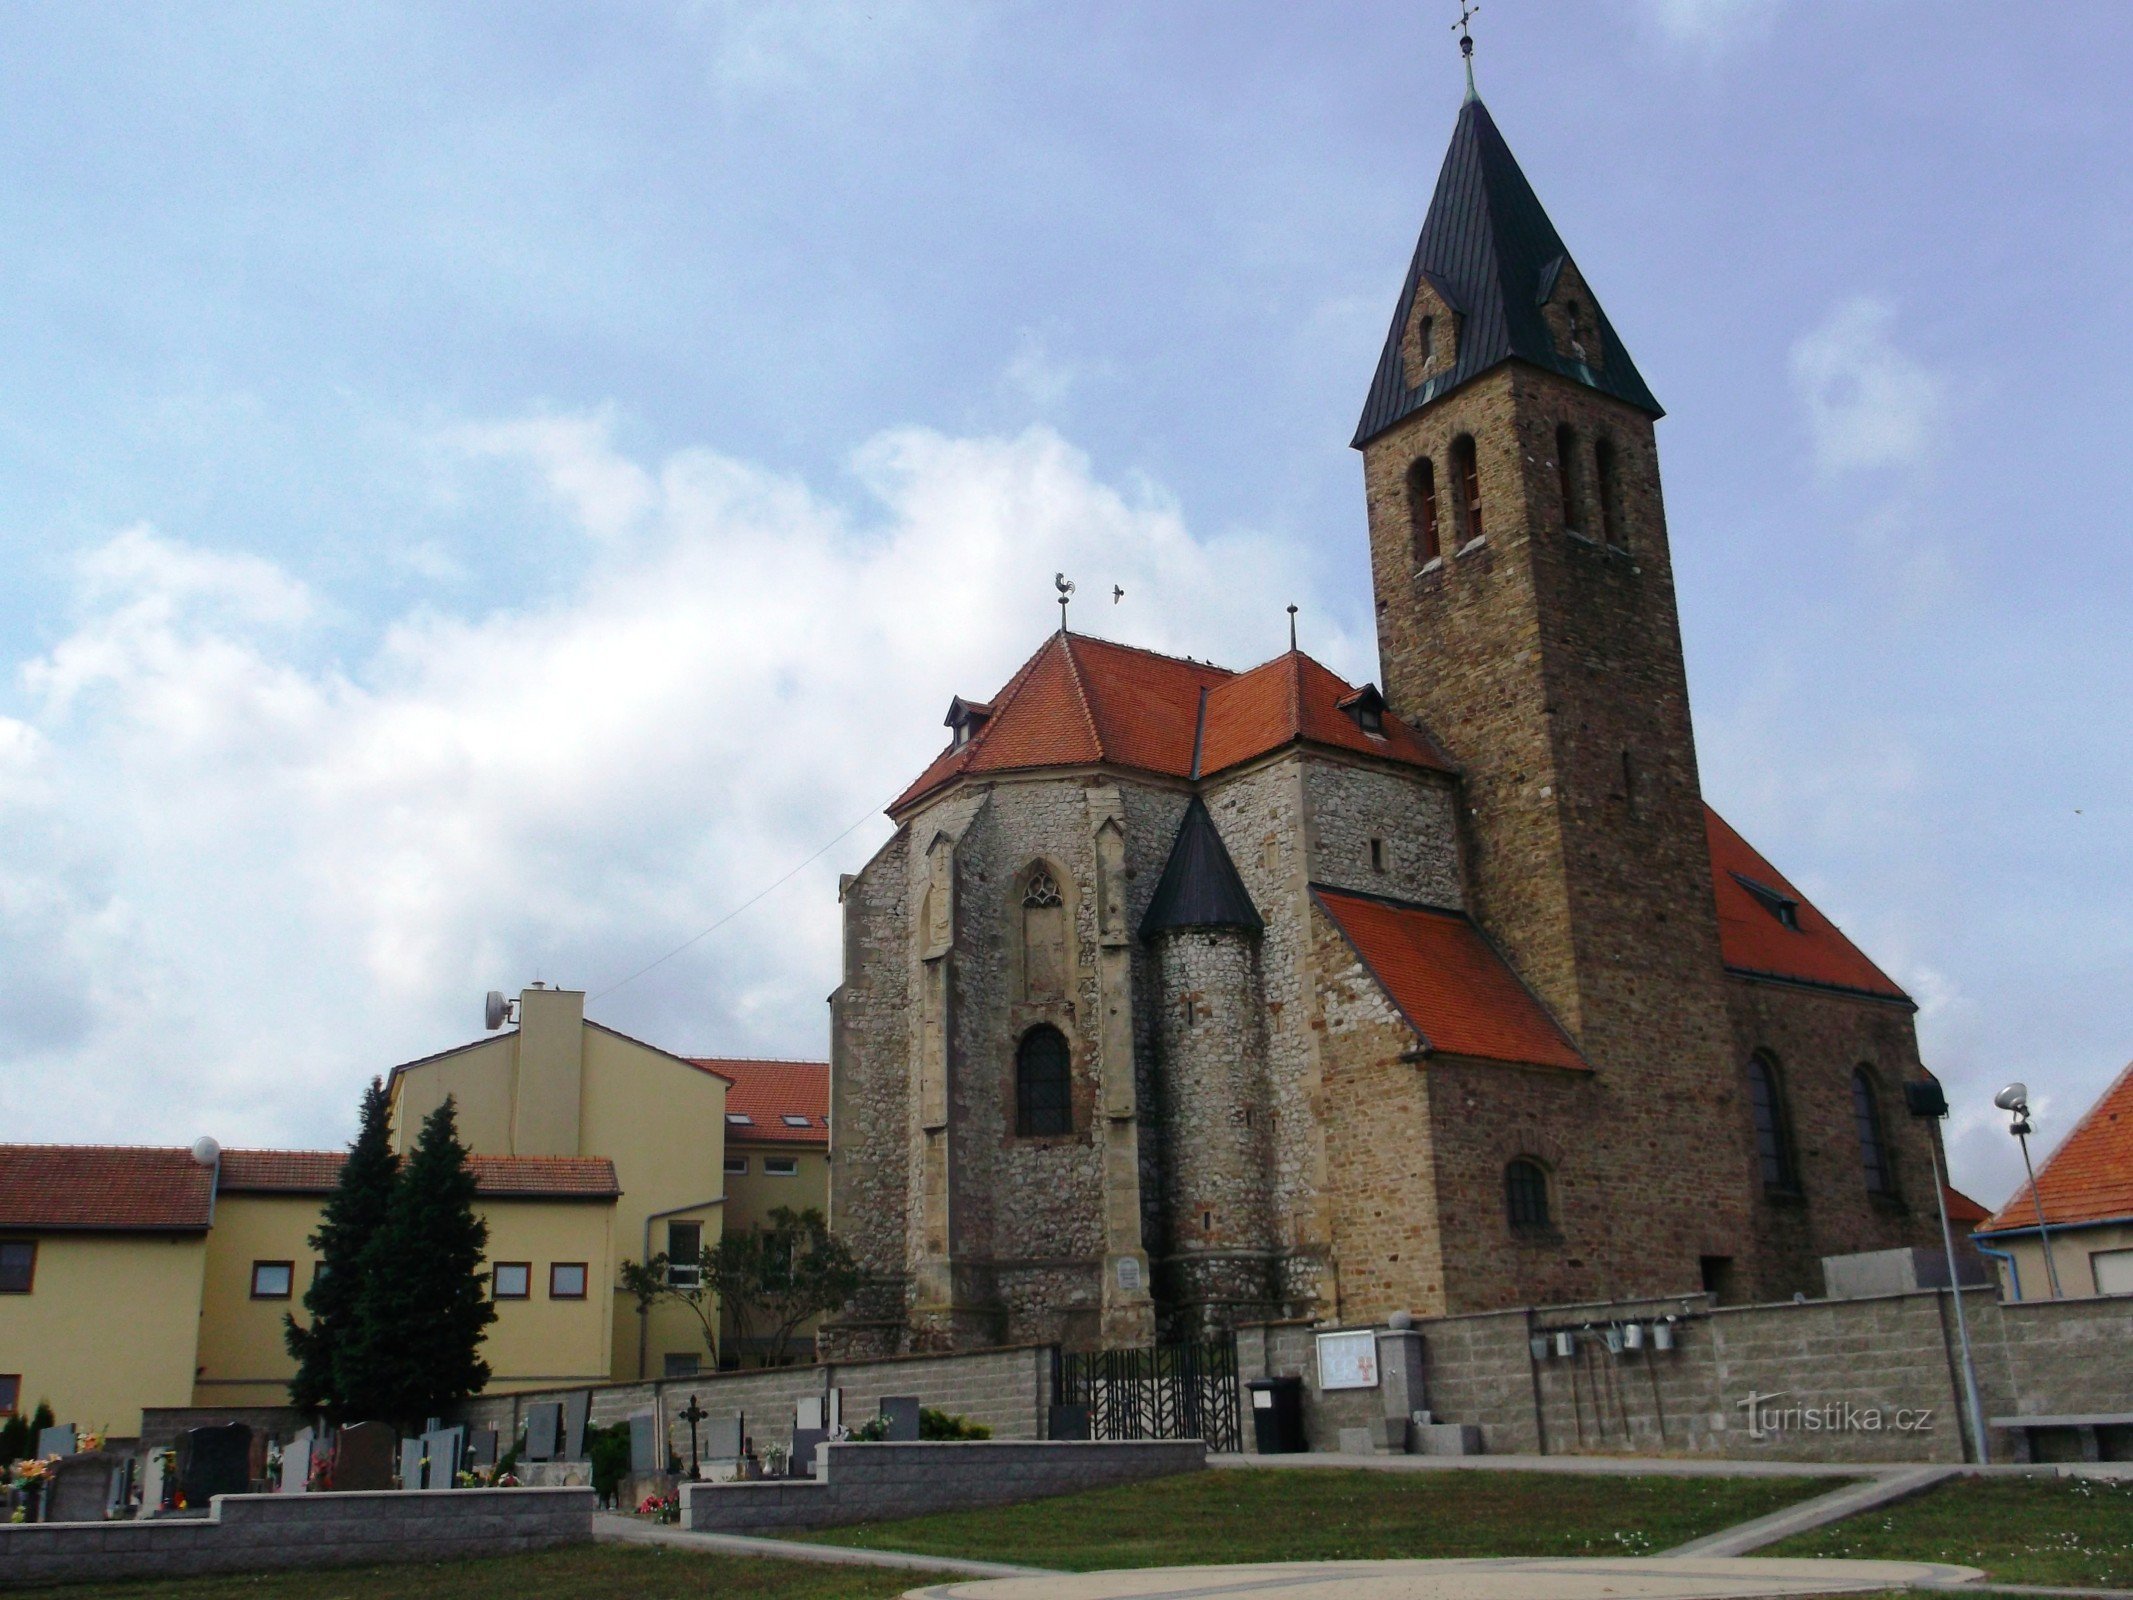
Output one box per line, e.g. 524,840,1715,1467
592,1512,1053,1579
1211,1452,1893,1480
1666,1465,1959,1557
899,1556,1984,1600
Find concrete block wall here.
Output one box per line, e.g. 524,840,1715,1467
0,1487,593,1589
681,1439,1205,1533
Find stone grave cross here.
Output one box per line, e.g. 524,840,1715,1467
678,1394,708,1480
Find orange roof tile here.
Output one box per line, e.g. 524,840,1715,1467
1979,1060,2133,1234
892,633,1449,814
1312,886,1589,1072
1706,807,1909,1004
0,1145,215,1232
687,1059,828,1146
1942,1184,1992,1228
217,1149,620,1200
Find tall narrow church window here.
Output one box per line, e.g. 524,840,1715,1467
1015,1025,1072,1137
1555,423,1580,533
1020,865,1067,1001
1853,1068,1894,1196
1595,436,1624,547
1418,314,1435,371
1746,1053,1799,1194
1452,435,1484,545
1505,1159,1551,1230
1407,457,1440,565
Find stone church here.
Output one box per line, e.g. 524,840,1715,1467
824,90,1947,1356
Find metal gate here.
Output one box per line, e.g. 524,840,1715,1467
1055,1340,1241,1452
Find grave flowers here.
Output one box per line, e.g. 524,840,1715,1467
635,1490,680,1523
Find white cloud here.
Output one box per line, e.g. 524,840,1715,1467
0,419,1354,1150
1791,296,1946,477
1636,0,1784,52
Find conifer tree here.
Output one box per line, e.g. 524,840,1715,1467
344,1095,495,1427
285,1077,399,1418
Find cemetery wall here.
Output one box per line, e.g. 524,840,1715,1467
680,1438,1205,1532
455,1342,1056,1463
1238,1287,2133,1463
0,1487,594,1588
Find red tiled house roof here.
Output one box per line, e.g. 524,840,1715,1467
1978,1060,2133,1234
1942,1185,1992,1228
687,1059,828,1146
894,633,1449,815
1312,887,1589,1072
0,1146,216,1232
1705,806,1909,1004
217,1149,621,1200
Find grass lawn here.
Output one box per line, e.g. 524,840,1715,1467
800,1466,1842,1570
1766,1473,2133,1589
24,1543,927,1600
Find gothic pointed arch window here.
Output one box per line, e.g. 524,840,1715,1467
1451,434,1484,545
1853,1067,1894,1197
1746,1052,1800,1195
1015,1025,1072,1137
1594,435,1624,547
1505,1158,1552,1231
1019,863,1067,1001
1408,456,1441,565
1555,423,1580,534
1417,314,1436,372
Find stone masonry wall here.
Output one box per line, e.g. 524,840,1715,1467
1302,760,1462,908
0,1488,593,1589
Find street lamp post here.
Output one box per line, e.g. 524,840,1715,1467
1994,1082,2064,1300
1903,1076,1989,1465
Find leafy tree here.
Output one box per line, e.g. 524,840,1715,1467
0,1410,28,1465
285,1077,400,1418
342,1096,495,1427
623,1206,859,1369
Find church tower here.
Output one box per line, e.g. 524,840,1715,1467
1354,91,1758,1295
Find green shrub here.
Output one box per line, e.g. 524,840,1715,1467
919,1408,991,1441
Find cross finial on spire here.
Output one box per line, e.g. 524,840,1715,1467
1287,604,1299,653
1454,1,1480,101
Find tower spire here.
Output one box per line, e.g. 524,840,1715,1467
1454,1,1479,102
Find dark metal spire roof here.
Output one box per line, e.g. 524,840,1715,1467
1353,96,1661,449
1140,796,1263,940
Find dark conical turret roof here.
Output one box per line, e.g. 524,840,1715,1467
1353,96,1661,448
1140,796,1262,940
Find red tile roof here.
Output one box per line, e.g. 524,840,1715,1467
686,1059,828,1146
1943,1184,1992,1228
1706,807,1909,1004
217,1149,621,1200
0,1146,215,1232
1312,887,1589,1072
1978,1060,2133,1234
893,633,1449,814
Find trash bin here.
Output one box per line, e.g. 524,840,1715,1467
1246,1375,1306,1454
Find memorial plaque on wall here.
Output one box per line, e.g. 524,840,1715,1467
1314,1329,1380,1391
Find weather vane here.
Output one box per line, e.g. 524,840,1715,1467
1454,1,1479,99
1055,572,1075,631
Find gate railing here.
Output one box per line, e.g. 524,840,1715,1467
1055,1340,1240,1453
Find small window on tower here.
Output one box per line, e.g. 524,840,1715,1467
1407,457,1440,565
1505,1160,1552,1230
1452,435,1484,545
1418,314,1435,370
1595,436,1624,547
1369,837,1386,873
1556,423,1580,534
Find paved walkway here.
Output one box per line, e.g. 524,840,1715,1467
1211,1452,1894,1479
1667,1466,1959,1557
592,1513,1048,1579
898,1556,1984,1600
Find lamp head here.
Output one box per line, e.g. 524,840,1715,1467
1993,1082,2029,1115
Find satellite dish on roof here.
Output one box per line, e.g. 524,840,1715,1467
190,1136,221,1167
485,990,515,1031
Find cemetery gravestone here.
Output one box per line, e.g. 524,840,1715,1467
525,1402,562,1462
796,1395,824,1432
563,1391,591,1461
134,1451,165,1519
278,1438,311,1494
468,1428,498,1469
790,1428,826,1477
421,1427,463,1490
35,1424,76,1460
398,1439,424,1491
334,1423,396,1492
178,1423,252,1508
46,1453,121,1523
705,1413,743,1469
627,1412,659,1475
880,1395,922,1443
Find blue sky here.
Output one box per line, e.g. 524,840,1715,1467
1,1,2127,1211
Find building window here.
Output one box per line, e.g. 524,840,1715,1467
667,1222,703,1287
1747,1054,1800,1194
0,1375,17,1416
1016,1025,1073,1138
725,1112,754,1127
764,1156,799,1176
1505,1160,1551,1230
550,1262,589,1300
0,1241,34,1294
781,1114,813,1128
1021,864,1069,1002
664,1353,702,1377
1407,456,1440,564
493,1262,532,1300
1369,837,1387,873
1595,436,1624,547
1452,434,1484,545
250,1261,295,1300
2093,1249,2133,1297
724,1155,749,1176
1731,871,1801,930
1418,313,1435,371
1556,423,1580,533
1853,1069,1894,1196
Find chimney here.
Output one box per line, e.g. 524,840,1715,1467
511,986,585,1155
